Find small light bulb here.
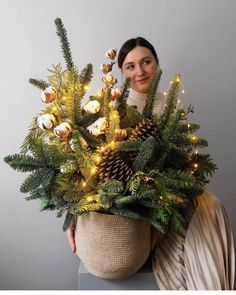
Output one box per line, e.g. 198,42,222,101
83,85,89,91
193,163,198,168
96,156,101,163
195,150,199,154
177,99,181,104
82,181,87,187
187,123,191,128
91,168,96,175
163,92,167,96
182,90,185,94
51,106,57,112
62,96,67,101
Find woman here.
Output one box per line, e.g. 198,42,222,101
67,37,235,290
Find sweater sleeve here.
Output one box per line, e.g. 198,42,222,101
152,189,235,290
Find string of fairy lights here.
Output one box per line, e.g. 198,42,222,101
37,53,201,189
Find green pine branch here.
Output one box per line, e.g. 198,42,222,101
142,69,162,119
117,77,130,121
20,168,55,193
132,136,157,172
4,154,47,172
29,78,49,90
158,76,180,131
78,63,93,85
54,18,74,70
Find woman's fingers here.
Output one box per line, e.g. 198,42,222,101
66,228,76,253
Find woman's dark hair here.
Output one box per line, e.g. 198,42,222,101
117,37,159,68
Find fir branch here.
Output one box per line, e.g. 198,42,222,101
78,126,103,147
115,140,142,152
71,203,101,215
54,18,74,70
158,77,180,131
106,109,120,142
120,105,143,129
156,109,183,169
99,180,124,194
77,113,100,127
117,77,130,120
78,63,93,85
4,154,47,172
29,78,49,90
107,207,147,220
132,136,157,172
47,63,65,92
170,209,185,232
179,123,200,133
142,69,162,119
20,168,55,193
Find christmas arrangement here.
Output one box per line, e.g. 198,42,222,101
4,18,217,234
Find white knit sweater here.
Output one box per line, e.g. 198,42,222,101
127,88,167,115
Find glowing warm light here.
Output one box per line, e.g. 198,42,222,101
95,156,101,163
86,196,93,202
177,99,181,104
83,85,89,91
51,106,57,112
82,181,87,187
182,90,185,94
170,81,173,85
62,96,67,101
195,150,199,154
91,168,96,175
109,102,113,107
187,123,191,128
97,91,102,98
191,135,197,141
111,141,115,146
163,92,167,96
100,147,105,152
193,163,198,168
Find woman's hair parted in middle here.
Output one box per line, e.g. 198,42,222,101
117,37,159,69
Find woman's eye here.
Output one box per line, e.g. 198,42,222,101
143,59,151,65
126,64,135,70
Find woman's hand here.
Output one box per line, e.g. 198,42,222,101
66,217,76,254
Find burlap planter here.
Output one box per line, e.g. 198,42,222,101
75,212,151,279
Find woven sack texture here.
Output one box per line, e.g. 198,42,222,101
75,212,151,279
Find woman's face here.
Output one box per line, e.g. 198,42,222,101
121,46,158,93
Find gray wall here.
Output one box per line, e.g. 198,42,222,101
0,0,235,290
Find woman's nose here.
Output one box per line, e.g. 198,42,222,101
136,65,145,76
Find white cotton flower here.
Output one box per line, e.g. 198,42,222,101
83,100,101,114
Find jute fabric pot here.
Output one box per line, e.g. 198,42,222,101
75,212,151,279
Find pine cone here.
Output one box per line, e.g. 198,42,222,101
128,119,159,159
96,147,133,183
129,118,159,141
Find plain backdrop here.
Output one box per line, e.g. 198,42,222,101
0,0,235,290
